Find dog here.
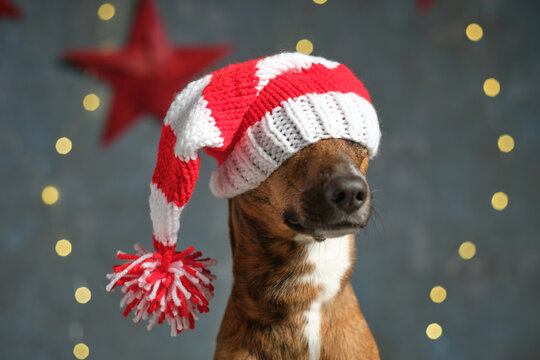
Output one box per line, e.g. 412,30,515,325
214,138,379,360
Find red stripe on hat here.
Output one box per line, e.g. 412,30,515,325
216,63,371,161
201,59,259,165
152,124,200,207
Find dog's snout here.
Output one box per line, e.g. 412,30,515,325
324,176,368,213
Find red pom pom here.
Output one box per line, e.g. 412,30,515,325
106,243,216,336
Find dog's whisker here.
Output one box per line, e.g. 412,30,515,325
366,206,386,239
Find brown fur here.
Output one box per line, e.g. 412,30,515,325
214,139,379,360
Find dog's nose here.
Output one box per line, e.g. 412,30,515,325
324,176,368,213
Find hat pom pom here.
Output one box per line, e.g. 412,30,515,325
106,242,217,336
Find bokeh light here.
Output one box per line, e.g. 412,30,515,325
98,3,115,21
41,186,59,205
466,23,483,41
483,78,500,97
75,287,92,304
296,39,313,55
83,94,100,111
459,241,476,260
497,134,515,153
430,286,447,303
491,191,508,211
426,323,442,339
55,239,72,257
73,343,89,359
55,137,72,155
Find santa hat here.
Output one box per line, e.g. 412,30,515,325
106,52,381,336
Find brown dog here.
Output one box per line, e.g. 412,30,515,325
214,138,379,360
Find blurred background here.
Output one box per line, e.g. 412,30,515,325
1,0,539,359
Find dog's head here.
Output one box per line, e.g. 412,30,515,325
233,139,372,242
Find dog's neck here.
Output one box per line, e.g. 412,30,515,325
224,200,357,359
227,200,355,357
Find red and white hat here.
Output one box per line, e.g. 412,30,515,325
106,52,381,336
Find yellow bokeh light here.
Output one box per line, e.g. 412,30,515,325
83,94,100,111
497,134,514,153
296,39,313,55
426,323,442,340
98,3,115,21
459,241,476,260
313,0,328,4
41,186,59,205
55,137,72,155
483,78,500,97
491,191,508,211
73,343,89,360
55,239,72,257
466,23,483,41
430,286,447,303
75,287,92,304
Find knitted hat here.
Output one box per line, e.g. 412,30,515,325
106,52,381,336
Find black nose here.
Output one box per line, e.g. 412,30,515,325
324,176,368,213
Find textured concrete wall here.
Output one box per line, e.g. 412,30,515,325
1,0,539,359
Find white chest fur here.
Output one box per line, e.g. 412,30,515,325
296,235,353,360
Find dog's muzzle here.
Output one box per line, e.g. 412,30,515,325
284,172,372,239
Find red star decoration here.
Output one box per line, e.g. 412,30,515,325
64,0,229,146
0,0,22,20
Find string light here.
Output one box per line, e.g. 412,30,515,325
491,191,508,211
98,3,115,21
55,137,72,155
55,239,72,257
73,343,89,360
83,94,100,111
41,186,59,205
497,134,514,153
296,39,313,55
466,23,483,41
313,0,328,4
458,241,476,260
426,323,442,339
75,287,92,304
483,78,500,97
430,286,447,303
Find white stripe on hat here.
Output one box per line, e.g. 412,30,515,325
254,53,340,93
164,74,224,162
149,183,184,247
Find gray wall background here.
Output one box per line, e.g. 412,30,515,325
1,0,539,359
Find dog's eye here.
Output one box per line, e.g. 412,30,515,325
283,210,300,225
283,209,304,232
